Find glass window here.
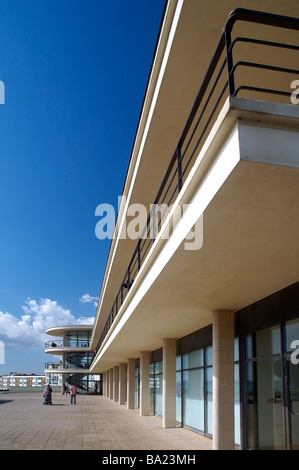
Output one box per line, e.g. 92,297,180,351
65,352,92,369
78,333,89,347
245,327,285,450
182,349,203,369
205,346,213,366
285,319,299,352
288,360,299,450
206,366,213,435
234,337,239,361
182,368,204,431
150,363,155,414
176,370,182,423
234,363,241,446
257,356,284,449
177,347,212,436
256,325,281,357
66,332,77,347
65,330,91,347
246,334,254,359
155,368,163,416
150,361,163,417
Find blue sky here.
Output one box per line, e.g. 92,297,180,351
0,0,165,374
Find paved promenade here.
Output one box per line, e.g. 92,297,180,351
0,392,212,451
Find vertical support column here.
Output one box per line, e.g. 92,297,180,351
127,358,135,410
163,338,176,428
113,366,119,402
119,363,126,405
61,373,65,394
102,372,106,397
105,371,109,398
213,309,235,450
140,352,150,416
109,368,113,399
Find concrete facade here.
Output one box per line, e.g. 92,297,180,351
45,0,299,450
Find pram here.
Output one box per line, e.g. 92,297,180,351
42,387,52,405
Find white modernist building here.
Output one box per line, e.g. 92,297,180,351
47,0,299,450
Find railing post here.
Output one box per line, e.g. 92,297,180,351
224,26,235,96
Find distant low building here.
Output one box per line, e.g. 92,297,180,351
0,373,47,389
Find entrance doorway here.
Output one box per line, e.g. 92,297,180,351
244,319,299,450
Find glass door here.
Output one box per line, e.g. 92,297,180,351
245,319,299,450
245,326,285,450
285,319,299,449
288,360,299,449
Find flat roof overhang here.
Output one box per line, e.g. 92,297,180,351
91,0,299,349
90,98,299,372
46,325,93,337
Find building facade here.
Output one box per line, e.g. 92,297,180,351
45,325,102,394
45,0,299,450
88,0,299,450
0,373,47,389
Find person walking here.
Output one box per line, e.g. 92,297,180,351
70,383,77,404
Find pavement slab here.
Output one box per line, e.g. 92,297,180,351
0,392,213,451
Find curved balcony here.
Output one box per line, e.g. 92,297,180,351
46,324,92,338
45,340,91,354
44,363,91,374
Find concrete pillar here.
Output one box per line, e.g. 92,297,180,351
106,371,110,398
127,358,135,409
102,372,106,397
213,309,235,450
140,352,150,416
113,366,119,402
61,372,66,394
105,371,109,397
119,363,126,405
162,338,176,428
109,368,113,399
103,370,109,398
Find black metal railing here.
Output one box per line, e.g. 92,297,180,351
92,8,299,362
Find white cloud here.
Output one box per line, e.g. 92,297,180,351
79,293,98,307
0,298,94,350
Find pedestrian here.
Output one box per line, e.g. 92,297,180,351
70,383,77,404
62,384,67,395
43,384,53,405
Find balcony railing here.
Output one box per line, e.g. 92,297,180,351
92,8,299,363
45,340,64,349
45,340,90,349
45,362,63,370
